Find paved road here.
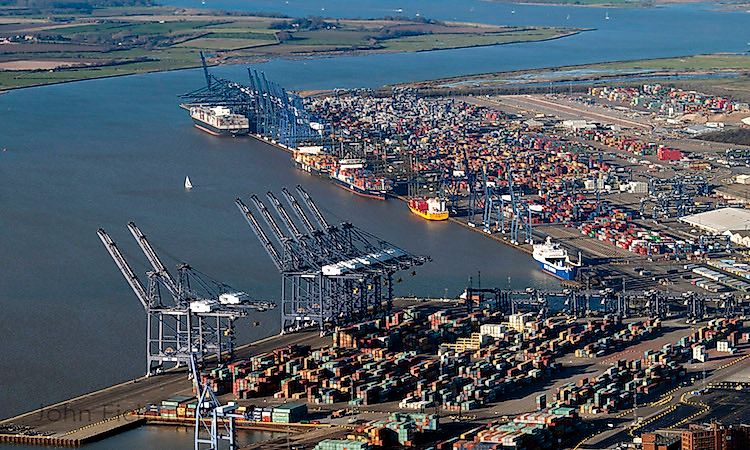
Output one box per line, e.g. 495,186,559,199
464,95,653,131
579,348,750,449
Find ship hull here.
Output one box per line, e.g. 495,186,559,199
408,205,449,221
294,161,327,177
535,260,577,280
331,177,386,200
192,118,249,137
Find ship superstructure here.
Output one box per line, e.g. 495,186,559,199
532,237,581,280
189,106,249,136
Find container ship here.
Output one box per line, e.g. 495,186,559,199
331,159,391,200
189,106,249,136
294,146,336,176
532,237,581,280
408,197,449,221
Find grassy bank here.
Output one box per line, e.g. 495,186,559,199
0,5,579,91
590,54,750,71
399,53,750,101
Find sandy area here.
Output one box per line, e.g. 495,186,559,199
0,60,77,70
0,17,47,24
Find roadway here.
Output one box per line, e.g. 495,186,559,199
577,347,750,449
463,95,653,131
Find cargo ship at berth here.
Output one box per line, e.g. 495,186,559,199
330,159,391,200
294,146,336,176
532,237,581,280
408,197,449,221
189,106,249,136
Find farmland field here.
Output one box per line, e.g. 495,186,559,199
0,4,580,90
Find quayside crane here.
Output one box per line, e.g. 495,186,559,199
98,223,274,376
237,185,429,334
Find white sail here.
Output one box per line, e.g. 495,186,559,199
184,176,193,190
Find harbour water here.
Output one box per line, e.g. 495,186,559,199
0,68,554,423
1,1,749,446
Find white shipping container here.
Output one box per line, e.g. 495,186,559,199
480,323,507,338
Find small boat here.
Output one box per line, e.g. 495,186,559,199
184,176,193,190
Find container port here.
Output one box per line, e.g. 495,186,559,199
3,289,748,449
6,56,750,450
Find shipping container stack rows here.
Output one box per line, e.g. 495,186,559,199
191,304,721,418
142,397,307,424
552,316,744,415
305,92,614,225
304,91,729,270
588,85,750,118
449,407,581,450
136,308,746,448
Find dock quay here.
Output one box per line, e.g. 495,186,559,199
0,331,324,447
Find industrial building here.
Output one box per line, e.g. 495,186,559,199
680,208,750,234
680,423,750,450
642,432,680,450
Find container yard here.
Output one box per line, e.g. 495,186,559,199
290,87,750,298
176,56,750,299
3,284,748,449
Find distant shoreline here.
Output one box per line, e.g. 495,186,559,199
486,0,742,9
0,29,583,93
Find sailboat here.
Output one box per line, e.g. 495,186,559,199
184,176,193,190
605,11,610,20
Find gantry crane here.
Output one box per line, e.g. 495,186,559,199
237,185,429,333
190,353,238,450
98,223,274,376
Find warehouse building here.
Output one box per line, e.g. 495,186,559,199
641,432,680,450
680,208,750,235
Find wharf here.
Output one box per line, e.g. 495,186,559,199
0,330,325,447
393,195,534,256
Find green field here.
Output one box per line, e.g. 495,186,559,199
175,37,276,50
588,54,750,71
0,5,580,91
0,47,201,89
380,29,570,52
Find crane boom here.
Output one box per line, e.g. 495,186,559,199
127,222,179,297
295,185,330,229
235,198,283,270
282,187,316,233
97,228,149,310
266,191,302,239
199,51,211,89
250,194,287,244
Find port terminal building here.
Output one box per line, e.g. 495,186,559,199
680,208,750,235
